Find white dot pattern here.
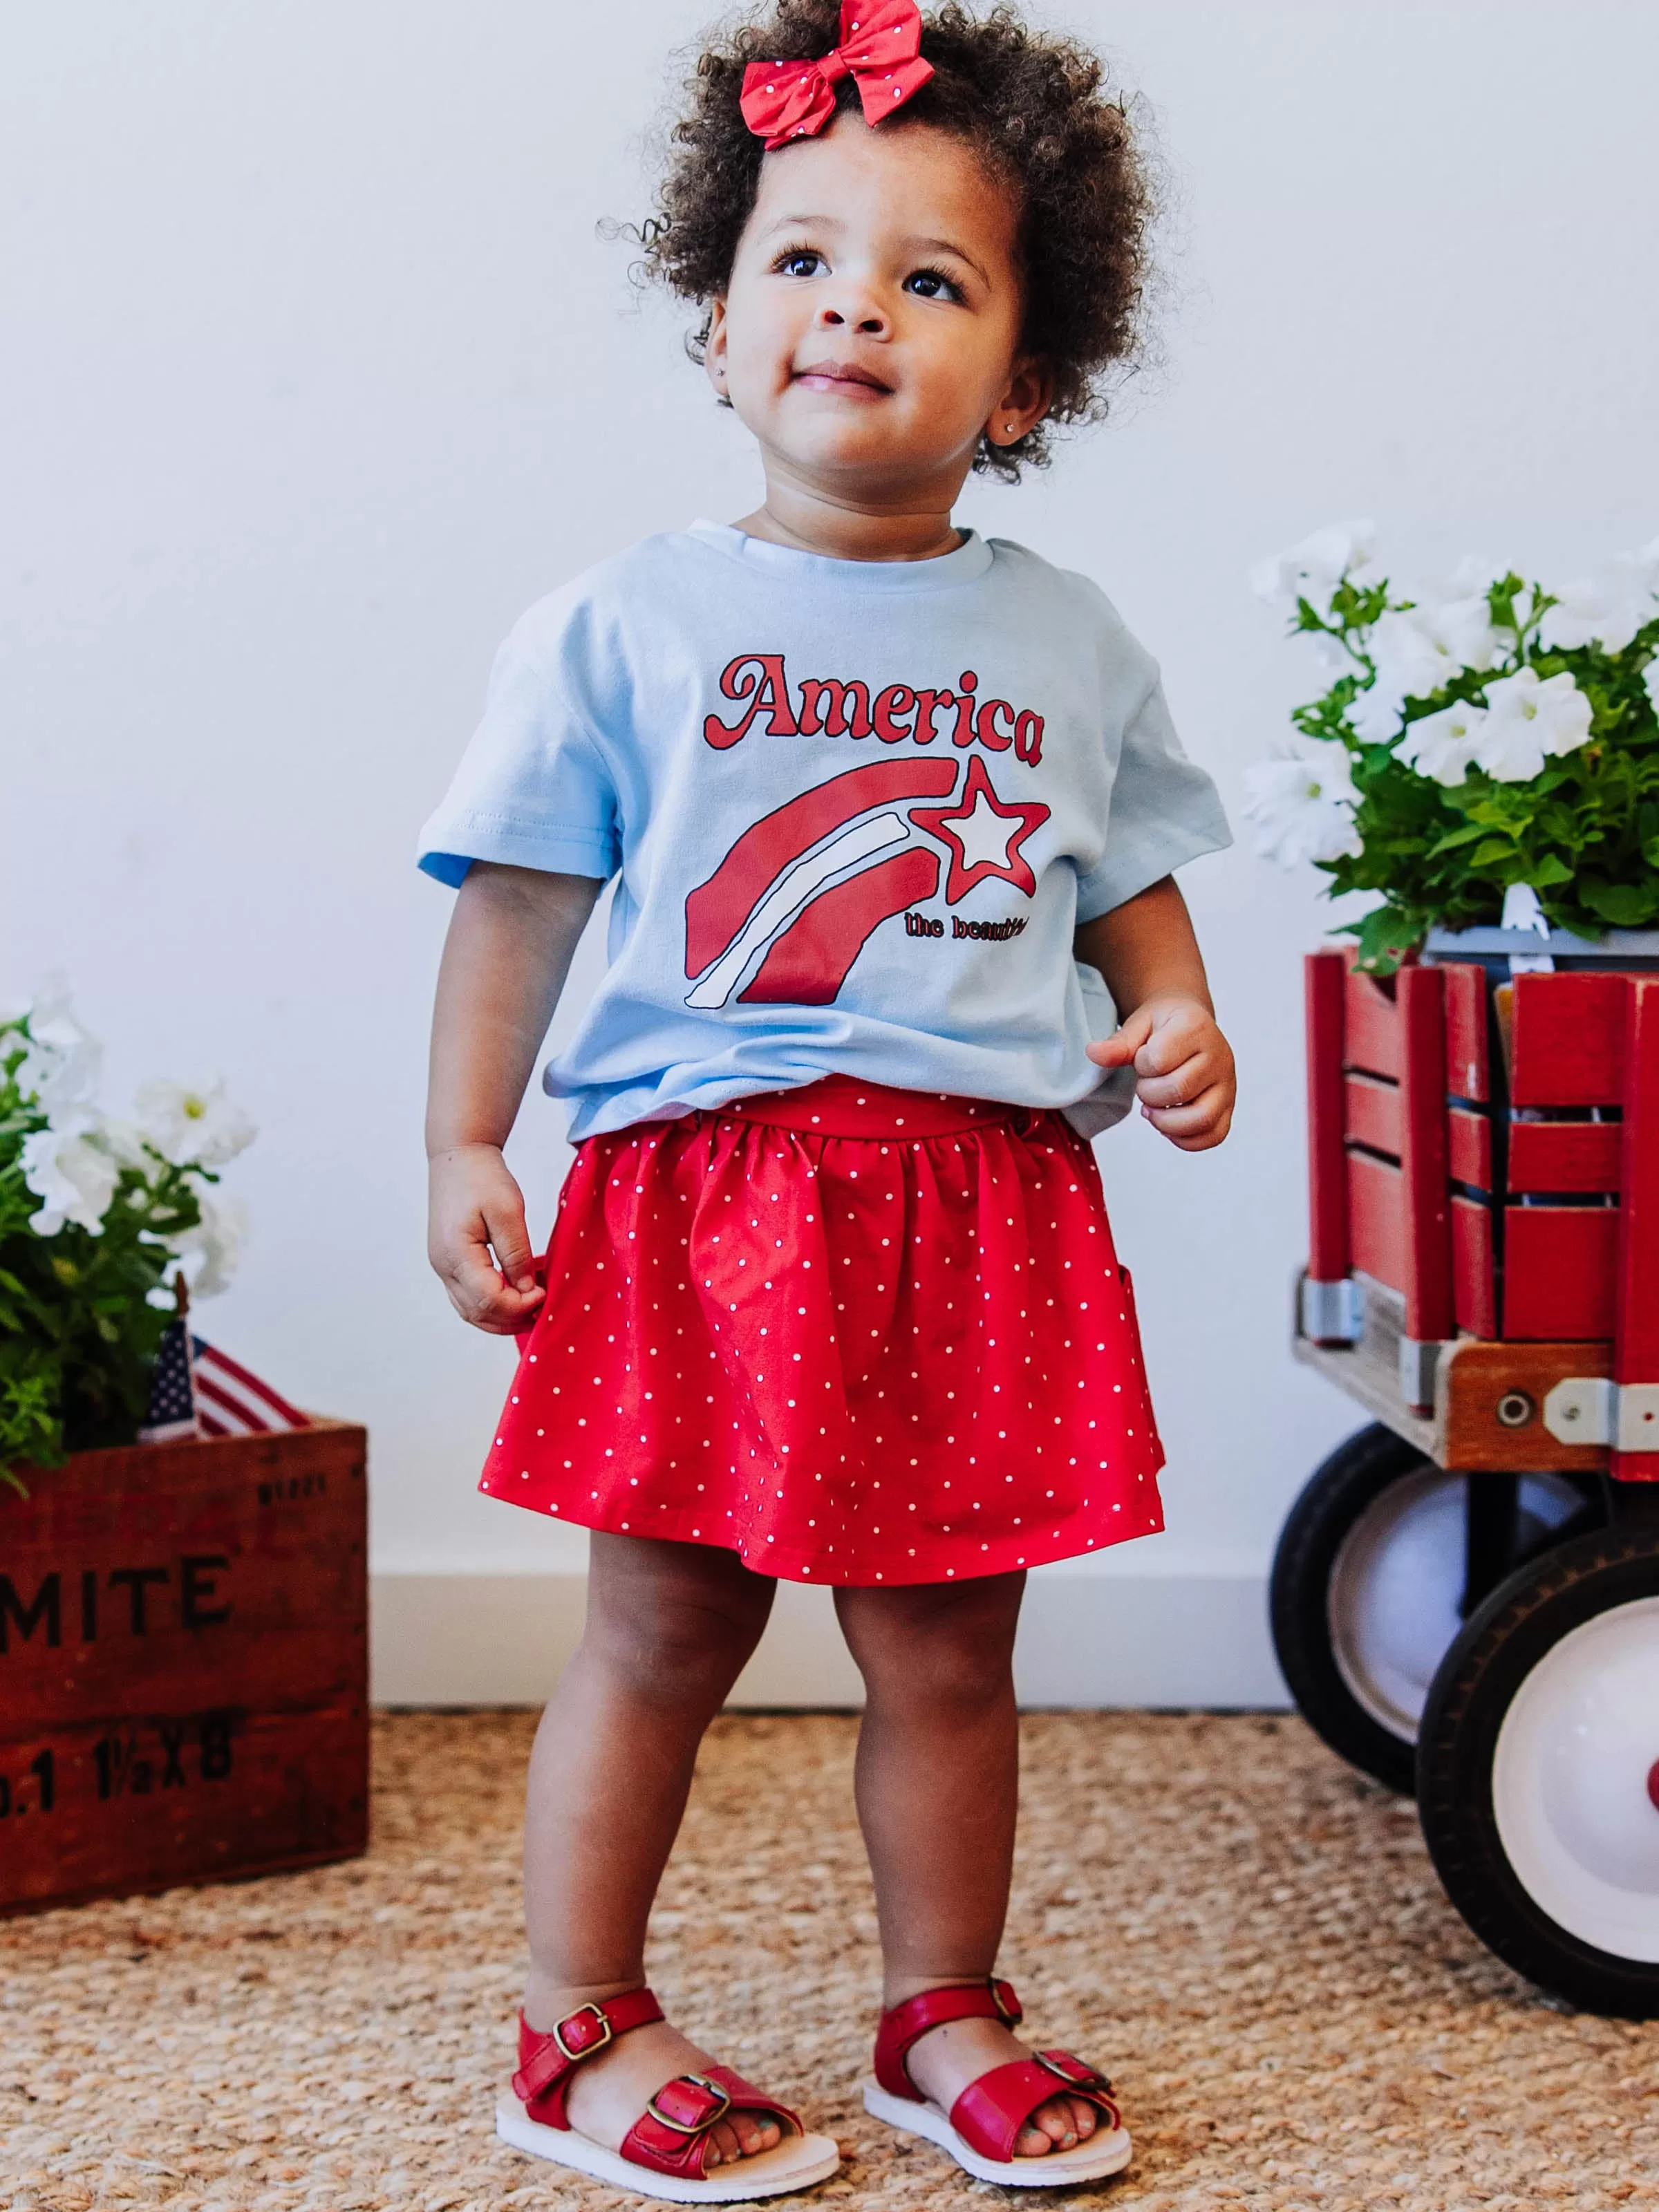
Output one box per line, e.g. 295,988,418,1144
478,1076,1165,1584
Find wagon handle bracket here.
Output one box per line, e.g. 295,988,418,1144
1542,1378,1659,1453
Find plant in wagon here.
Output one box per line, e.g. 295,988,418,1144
0,980,254,1491
1243,522,1659,970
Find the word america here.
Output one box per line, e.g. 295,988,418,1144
704,655,1044,764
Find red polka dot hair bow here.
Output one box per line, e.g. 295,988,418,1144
740,0,935,152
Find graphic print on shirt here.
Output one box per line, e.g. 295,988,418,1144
684,756,1051,1009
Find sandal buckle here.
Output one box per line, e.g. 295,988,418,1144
989,1977,1022,2024
552,2003,614,2063
1037,2048,1111,2092
647,2074,731,2135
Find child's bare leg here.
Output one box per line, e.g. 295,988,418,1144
834,1573,1101,2157
522,1531,780,2168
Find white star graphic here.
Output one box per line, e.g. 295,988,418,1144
946,787,1027,874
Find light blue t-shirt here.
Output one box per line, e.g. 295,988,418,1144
418,521,1230,1141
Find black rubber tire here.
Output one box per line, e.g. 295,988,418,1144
1416,1523,1659,2018
1269,1424,1434,1794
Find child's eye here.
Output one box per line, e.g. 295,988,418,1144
904,265,964,302
773,247,825,278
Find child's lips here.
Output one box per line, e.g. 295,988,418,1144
791,360,892,398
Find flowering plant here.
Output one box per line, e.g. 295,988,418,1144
0,981,254,1490
1244,523,1659,970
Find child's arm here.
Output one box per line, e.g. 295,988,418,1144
427,863,603,1332
1076,875,1235,1152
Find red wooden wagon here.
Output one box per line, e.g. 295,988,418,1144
1271,933,1659,2016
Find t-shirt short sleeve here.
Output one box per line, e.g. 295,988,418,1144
1074,673,1232,923
417,624,621,888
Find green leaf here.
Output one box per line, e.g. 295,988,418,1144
1580,877,1659,928
1425,822,1494,857
1353,905,1421,974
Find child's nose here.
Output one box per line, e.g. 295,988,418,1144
816,296,888,338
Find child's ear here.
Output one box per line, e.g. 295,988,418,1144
704,297,731,401
986,355,1052,447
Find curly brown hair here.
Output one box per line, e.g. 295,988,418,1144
643,1,1157,480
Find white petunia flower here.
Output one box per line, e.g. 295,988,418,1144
1394,700,1488,787
1473,668,1593,782
167,1188,250,1297
1644,656,1659,717
14,975,102,1116
1249,518,1377,621
100,1116,157,1172
1350,609,1461,742
1445,554,1504,598
133,1076,256,1168
1538,544,1659,654
21,1116,119,1236
1448,559,1530,639
1417,588,1501,675
1241,742,1363,868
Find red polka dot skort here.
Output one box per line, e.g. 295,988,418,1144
480,1076,1164,1585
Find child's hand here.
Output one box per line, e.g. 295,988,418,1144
427,1143,545,1333
1087,995,1235,1152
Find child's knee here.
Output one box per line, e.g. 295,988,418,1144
585,1583,770,1707
841,1582,1020,1711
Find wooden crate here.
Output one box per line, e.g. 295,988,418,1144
0,1420,368,1915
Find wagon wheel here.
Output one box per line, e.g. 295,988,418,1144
1269,1424,1597,1794
1416,1523,1659,2018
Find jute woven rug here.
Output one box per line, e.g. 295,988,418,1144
3,1710,1655,2211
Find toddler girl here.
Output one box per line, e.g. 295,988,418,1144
422,1,1235,2197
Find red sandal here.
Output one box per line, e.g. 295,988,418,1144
862,1977,1131,2187
495,1987,841,2203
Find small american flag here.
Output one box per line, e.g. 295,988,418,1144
140,1320,310,1443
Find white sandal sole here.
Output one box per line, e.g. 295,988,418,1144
863,2078,1132,2187
496,2093,842,2203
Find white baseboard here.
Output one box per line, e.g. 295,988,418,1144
370,1570,1288,1710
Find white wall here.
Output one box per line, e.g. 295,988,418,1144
6,3,1656,1701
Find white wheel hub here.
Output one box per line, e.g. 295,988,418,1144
1327,1472,1582,1743
1492,1595,1659,1963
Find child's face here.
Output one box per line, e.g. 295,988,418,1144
706,112,1046,500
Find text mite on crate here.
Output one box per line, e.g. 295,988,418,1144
0,984,367,1914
